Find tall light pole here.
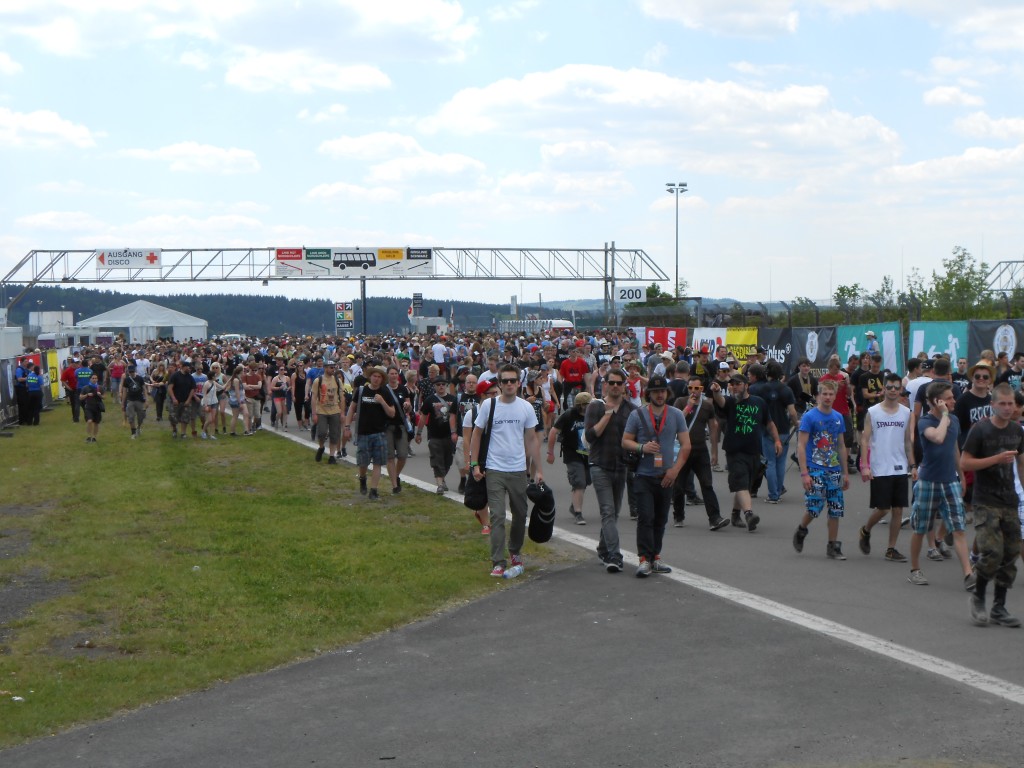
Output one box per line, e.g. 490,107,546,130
666,182,687,298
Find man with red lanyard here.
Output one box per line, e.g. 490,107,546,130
558,345,590,412
820,355,855,472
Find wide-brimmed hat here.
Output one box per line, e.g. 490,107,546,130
968,360,995,379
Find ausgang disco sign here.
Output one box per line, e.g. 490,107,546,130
95,248,162,269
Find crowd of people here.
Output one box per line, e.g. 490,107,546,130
36,326,1024,624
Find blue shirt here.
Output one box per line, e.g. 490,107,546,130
26,371,42,392
917,412,960,484
800,407,845,471
624,405,688,477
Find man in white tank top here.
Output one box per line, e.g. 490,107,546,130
857,372,914,562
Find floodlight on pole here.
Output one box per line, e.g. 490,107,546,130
665,182,688,298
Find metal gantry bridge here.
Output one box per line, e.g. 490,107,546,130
1,244,667,324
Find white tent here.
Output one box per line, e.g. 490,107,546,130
77,300,207,343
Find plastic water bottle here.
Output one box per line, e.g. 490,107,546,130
503,564,524,579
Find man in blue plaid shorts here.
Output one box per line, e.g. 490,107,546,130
906,381,974,588
793,379,850,559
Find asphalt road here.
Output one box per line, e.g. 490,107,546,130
4,425,1023,767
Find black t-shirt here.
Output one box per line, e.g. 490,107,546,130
122,374,147,402
962,418,1024,507
390,383,413,429
553,407,587,464
954,390,992,449
749,380,795,435
721,394,771,455
420,394,457,439
168,370,196,402
356,384,394,435
857,371,883,410
997,368,1023,392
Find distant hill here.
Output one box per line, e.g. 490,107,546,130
2,285,603,336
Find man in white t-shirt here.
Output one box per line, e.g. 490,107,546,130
857,372,914,562
469,364,543,578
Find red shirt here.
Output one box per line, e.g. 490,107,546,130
559,357,589,384
61,364,79,391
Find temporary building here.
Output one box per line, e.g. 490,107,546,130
77,300,208,343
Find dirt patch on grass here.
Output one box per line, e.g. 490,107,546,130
0,501,56,519
0,530,32,560
0,567,72,652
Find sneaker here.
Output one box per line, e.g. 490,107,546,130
392,485,401,495
606,560,623,574
926,548,944,562
712,463,724,473
573,511,586,525
990,604,1022,628
900,516,910,529
208,434,217,441
315,445,325,462
686,494,703,505
359,478,368,495
629,511,638,521
709,516,729,531
480,525,490,535
944,530,954,547
826,541,847,560
367,489,379,500
458,477,467,494
673,518,685,528
937,541,953,559
327,456,337,464
651,557,672,574
436,485,445,495
970,595,989,626
341,447,347,458
510,553,524,569
764,497,779,504
745,511,760,532
201,432,209,440
885,548,908,563
130,432,136,440
858,526,871,555
731,510,744,528
490,564,505,578
441,481,449,493
793,525,808,553
85,436,91,443
635,559,652,578
907,569,929,586
964,572,977,592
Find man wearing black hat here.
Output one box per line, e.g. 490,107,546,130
417,377,458,494
711,372,781,531
167,361,196,439
622,375,691,577
120,363,149,439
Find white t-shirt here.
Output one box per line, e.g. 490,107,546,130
473,397,538,472
431,342,447,364
905,377,930,410
866,402,911,476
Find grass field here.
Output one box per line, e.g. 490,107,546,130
0,404,564,747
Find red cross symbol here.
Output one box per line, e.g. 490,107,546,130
147,252,158,264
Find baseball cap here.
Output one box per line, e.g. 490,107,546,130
646,375,669,391
475,379,498,395
729,373,748,384
717,361,731,371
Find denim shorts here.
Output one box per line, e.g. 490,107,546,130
805,469,845,519
357,432,388,467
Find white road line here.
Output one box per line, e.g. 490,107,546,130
552,526,1024,707
277,430,1024,706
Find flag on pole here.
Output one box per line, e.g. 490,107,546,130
449,305,455,329
407,299,414,324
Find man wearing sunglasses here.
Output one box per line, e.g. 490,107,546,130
954,360,995,517
673,379,728,530
469,364,543,578
858,372,913,563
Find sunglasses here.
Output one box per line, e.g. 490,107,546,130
974,374,991,381
688,387,703,391
500,378,519,384
605,380,624,385
883,384,901,391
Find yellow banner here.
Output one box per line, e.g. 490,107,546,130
377,248,403,261
726,327,758,358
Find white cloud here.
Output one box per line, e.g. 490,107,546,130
879,144,1024,185
15,210,105,231
954,7,1024,51
120,142,260,173
319,132,423,160
954,112,1024,141
0,107,97,148
922,85,984,107
638,0,799,36
643,42,668,67
225,48,390,93
367,153,485,183
488,0,540,22
0,51,22,74
297,104,348,123
13,16,85,56
306,182,400,203
179,50,212,70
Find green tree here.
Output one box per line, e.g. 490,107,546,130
926,246,992,320
833,282,864,324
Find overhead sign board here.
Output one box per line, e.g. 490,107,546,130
271,247,434,278
95,248,162,269
335,301,354,332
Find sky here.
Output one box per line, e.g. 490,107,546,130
2,0,1024,311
